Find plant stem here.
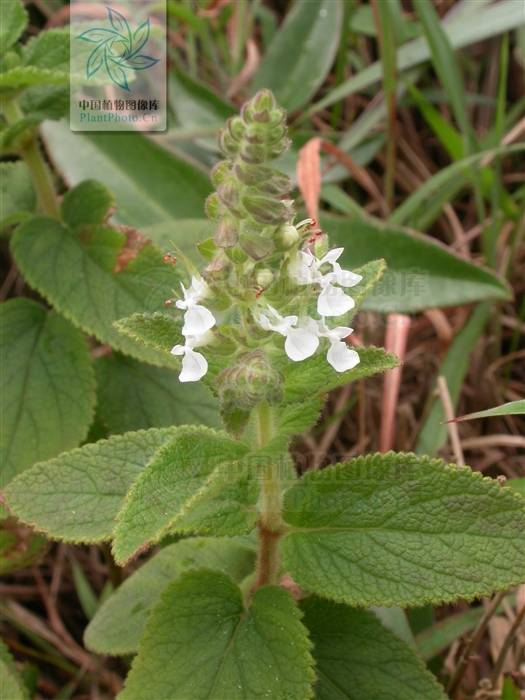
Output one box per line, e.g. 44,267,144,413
251,402,286,593
1,96,61,219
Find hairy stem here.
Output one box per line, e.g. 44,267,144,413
1,97,61,219
251,402,286,593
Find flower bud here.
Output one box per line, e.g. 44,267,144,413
215,215,239,248
205,193,223,220
215,350,283,411
256,268,274,288
211,161,231,187
275,224,299,250
242,195,294,225
218,128,239,158
217,180,239,208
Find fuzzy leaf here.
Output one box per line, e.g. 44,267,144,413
114,312,183,356
60,178,114,229
277,394,326,436
302,597,447,700
11,198,182,367
1,299,95,483
281,453,525,607
0,1,27,56
85,537,255,655
0,639,30,700
281,346,398,403
112,428,250,564
2,428,179,543
118,569,315,700
0,161,36,227
171,461,259,537
95,352,220,434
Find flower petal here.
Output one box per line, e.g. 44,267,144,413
327,341,360,372
284,328,319,362
170,344,185,356
317,284,355,316
182,305,216,336
179,348,208,382
332,263,363,288
318,248,343,266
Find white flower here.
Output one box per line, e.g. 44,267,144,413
316,319,360,372
289,248,363,317
258,305,319,362
176,275,216,337
171,336,208,382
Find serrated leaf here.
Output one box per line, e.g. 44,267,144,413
10,207,183,367
85,537,255,654
0,639,30,700
118,569,315,700
281,452,525,607
0,0,27,56
301,597,447,700
18,84,69,121
2,428,179,543
114,312,183,355
0,161,36,227
277,394,326,436
171,461,259,537
252,0,343,113
95,352,221,434
112,427,250,564
0,65,70,91
1,299,95,483
348,259,386,315
281,346,398,403
22,29,69,72
61,179,114,229
0,114,41,152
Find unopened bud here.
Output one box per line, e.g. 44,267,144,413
256,268,274,288
275,224,299,250
216,350,283,411
215,215,239,248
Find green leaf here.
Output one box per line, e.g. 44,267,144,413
40,121,212,227
0,0,27,56
281,346,398,403
60,178,114,229
2,428,180,543
1,30,71,92
415,302,492,456
169,70,236,151
0,639,30,700
18,84,70,121
95,352,221,434
0,161,36,227
322,213,511,313
114,312,182,356
172,460,259,537
0,521,49,574
277,394,327,436
1,299,95,483
453,400,525,422
112,427,250,564
302,597,446,700
281,452,525,607
10,208,182,367
252,0,343,113
119,569,315,700
85,537,255,655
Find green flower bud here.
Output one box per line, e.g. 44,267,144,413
217,180,239,208
211,161,231,187
256,268,274,288
228,116,245,143
218,128,239,158
275,223,299,250
215,350,283,412
242,195,294,225
205,192,223,220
